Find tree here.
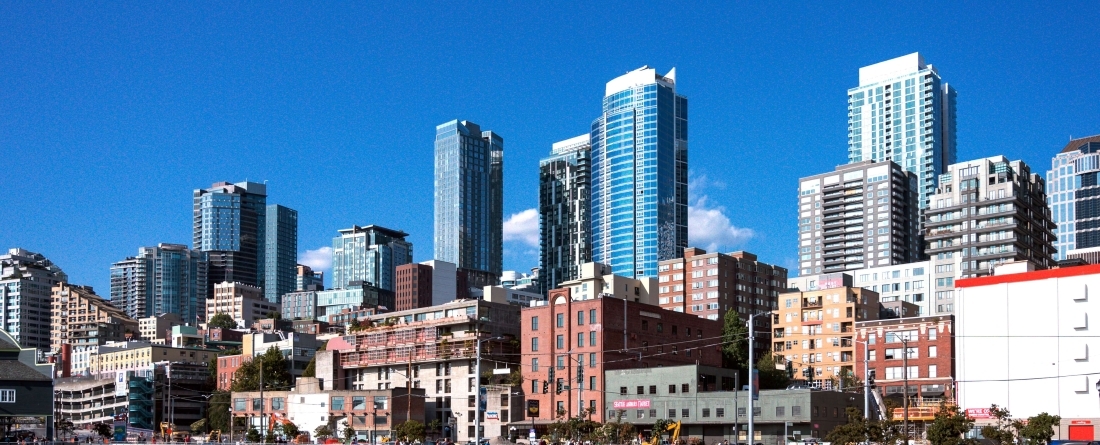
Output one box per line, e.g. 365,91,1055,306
756,352,790,390
393,420,426,443
315,425,334,440
230,346,292,391
207,391,231,433
208,312,238,330
722,310,750,370
427,419,442,437
825,408,870,445
927,404,978,445
191,418,207,434
342,420,356,444
303,357,316,377
277,420,301,440
56,419,75,439
246,428,262,443
92,422,112,439
1019,413,1061,445
981,405,1018,445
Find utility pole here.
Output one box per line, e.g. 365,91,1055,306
747,313,757,445
407,354,413,423
475,339,482,445
902,335,910,444
260,358,265,445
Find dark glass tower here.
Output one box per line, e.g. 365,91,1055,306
265,204,298,303
434,120,504,278
193,181,267,294
539,134,591,293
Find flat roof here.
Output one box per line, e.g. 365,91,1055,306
956,263,1100,288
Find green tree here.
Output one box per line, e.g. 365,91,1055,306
208,312,238,329
342,420,356,444
722,310,750,370
825,408,870,445
1019,413,1061,445
246,428,262,443
303,357,316,377
230,346,292,391
426,419,442,437
981,405,1018,445
927,404,978,445
277,420,301,440
207,391,231,432
191,418,208,434
92,422,112,438
393,420,426,443
56,420,75,439
756,352,790,390
315,425,334,440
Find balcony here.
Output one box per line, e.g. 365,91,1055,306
801,298,823,308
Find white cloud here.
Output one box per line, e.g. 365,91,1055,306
503,208,540,248
298,246,333,271
688,171,753,251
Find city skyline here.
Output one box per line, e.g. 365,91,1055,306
2,3,1097,294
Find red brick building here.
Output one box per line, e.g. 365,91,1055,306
521,289,723,425
217,354,248,391
855,315,954,400
658,248,786,321
396,263,434,311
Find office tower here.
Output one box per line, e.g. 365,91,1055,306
1046,135,1100,260
539,134,592,293
50,283,136,353
434,120,504,278
296,264,324,291
658,248,787,320
848,53,957,209
193,181,267,293
110,243,209,322
590,66,688,278
797,160,922,275
926,156,1055,289
265,204,298,303
331,225,412,291
0,248,68,350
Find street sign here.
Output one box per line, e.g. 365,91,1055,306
529,430,536,441
527,400,540,417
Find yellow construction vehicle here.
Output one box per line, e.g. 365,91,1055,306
209,430,221,442
645,421,682,445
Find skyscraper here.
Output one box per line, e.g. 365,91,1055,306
265,204,298,303
0,248,67,350
193,181,267,293
797,160,922,275
1046,135,1100,260
434,120,503,277
110,243,208,322
331,225,412,291
590,66,688,278
539,134,592,293
847,53,957,209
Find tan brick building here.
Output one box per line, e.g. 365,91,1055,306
658,248,786,320
51,283,137,352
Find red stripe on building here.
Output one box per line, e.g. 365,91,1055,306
955,264,1100,288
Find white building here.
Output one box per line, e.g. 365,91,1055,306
557,262,657,305
207,281,280,327
138,313,181,343
957,261,1100,440
789,260,946,316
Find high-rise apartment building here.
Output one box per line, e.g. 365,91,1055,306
797,160,922,275
590,66,688,279
657,248,786,320
847,53,957,208
539,134,592,293
110,243,208,322
1046,135,1100,260
265,204,298,303
193,181,268,293
0,248,68,350
332,225,412,291
434,120,503,278
772,273,881,386
925,156,1055,288
296,264,324,291
50,283,136,353
206,281,279,327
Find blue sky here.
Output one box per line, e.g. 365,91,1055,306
2,2,1098,294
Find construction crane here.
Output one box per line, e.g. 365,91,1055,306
268,413,311,443
645,421,682,445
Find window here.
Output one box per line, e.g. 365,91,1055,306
792,406,801,416
928,346,937,358
776,406,785,416
272,397,284,410
352,396,366,410
669,385,676,394
557,356,565,369
0,390,15,403
556,335,564,349
234,398,246,411
868,334,876,345
716,408,725,418
590,331,596,347
649,385,657,394
590,309,597,324
682,409,690,417
928,329,937,340
577,311,585,326
556,313,564,327
668,409,676,418
637,386,644,395
620,387,627,395
868,350,876,361
531,380,538,393
657,323,663,333
590,376,596,390
650,409,657,418
681,383,690,393
642,320,648,331
531,337,539,352
577,333,584,348
702,408,710,418
531,358,539,372
929,365,938,378
253,398,262,410
531,316,538,330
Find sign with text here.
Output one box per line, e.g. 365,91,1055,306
527,399,540,417
965,408,992,419
612,399,651,409
486,411,499,420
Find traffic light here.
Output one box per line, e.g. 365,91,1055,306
577,365,584,384
556,379,563,394
867,370,876,388
542,381,549,394
548,368,555,381
786,361,794,379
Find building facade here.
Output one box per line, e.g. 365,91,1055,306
206,281,280,328
798,160,922,276
316,282,394,323
539,134,592,293
658,248,786,320
772,275,881,385
332,225,412,292
265,204,299,303
138,313,182,344
50,283,137,353
925,156,1056,291
296,264,324,291
281,290,318,321
0,248,68,350
193,181,268,292
555,263,657,305
1047,135,1100,260
789,261,943,317
854,315,954,402
434,120,504,278
590,66,688,279
521,290,723,425
0,329,54,432
956,262,1100,440
847,52,957,209
110,243,208,322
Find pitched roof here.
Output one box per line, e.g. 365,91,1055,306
0,360,52,381
1060,135,1100,153
0,331,19,351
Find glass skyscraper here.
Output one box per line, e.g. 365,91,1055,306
192,181,267,293
434,120,503,277
265,204,298,303
847,53,957,209
331,225,412,291
590,66,688,278
110,243,208,323
539,134,591,293
1047,135,1100,260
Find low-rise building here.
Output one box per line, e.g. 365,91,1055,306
242,331,318,379
555,262,657,305
855,315,954,417
138,313,182,343
207,281,281,327
481,285,544,307
0,329,54,435
296,264,324,291
659,248,786,320
317,282,394,322
282,290,318,320
790,261,944,317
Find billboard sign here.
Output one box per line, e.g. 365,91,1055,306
965,408,992,419
612,399,651,409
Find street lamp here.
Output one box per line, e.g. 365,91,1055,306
887,332,915,442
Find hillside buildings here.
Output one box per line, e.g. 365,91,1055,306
193,181,269,293
50,283,136,354
265,204,299,303
206,281,280,328
590,66,688,279
110,243,208,322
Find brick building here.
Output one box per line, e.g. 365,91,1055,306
772,273,880,386
396,263,434,311
658,248,787,320
521,289,722,427
855,315,954,401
